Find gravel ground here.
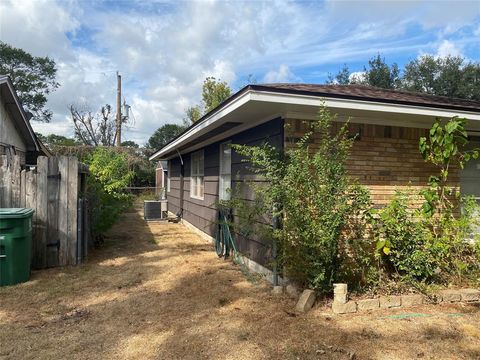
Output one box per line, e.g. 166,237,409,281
1,205,480,360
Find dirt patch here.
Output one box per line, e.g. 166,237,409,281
1,205,480,359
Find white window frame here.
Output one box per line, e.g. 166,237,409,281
219,141,232,201
190,150,204,200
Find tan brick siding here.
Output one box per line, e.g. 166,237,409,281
285,119,460,208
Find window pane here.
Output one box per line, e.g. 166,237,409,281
199,176,204,198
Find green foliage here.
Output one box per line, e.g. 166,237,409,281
35,133,79,147
403,55,480,101
327,53,480,101
327,64,350,85
146,123,186,151
85,147,135,234
0,41,59,122
373,117,480,285
419,117,478,220
233,106,371,293
184,76,232,124
202,76,232,113
373,191,436,281
121,140,139,148
363,54,401,89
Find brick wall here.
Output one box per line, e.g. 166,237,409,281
285,119,460,208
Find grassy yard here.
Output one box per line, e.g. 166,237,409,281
1,205,480,359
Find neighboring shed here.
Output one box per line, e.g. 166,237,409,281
150,84,480,276
0,75,49,165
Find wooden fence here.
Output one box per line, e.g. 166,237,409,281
0,155,89,269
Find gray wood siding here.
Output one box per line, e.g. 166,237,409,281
166,117,283,266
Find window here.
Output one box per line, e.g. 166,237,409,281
190,150,204,199
219,142,231,200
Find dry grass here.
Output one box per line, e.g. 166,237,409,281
1,205,480,360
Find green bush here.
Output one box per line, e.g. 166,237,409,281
86,148,135,235
234,107,371,293
374,117,480,286
373,191,436,281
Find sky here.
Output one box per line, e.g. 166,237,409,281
0,0,479,145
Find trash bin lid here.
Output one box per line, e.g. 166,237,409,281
0,208,35,218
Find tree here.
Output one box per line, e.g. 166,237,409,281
326,53,480,100
184,77,232,124
184,105,202,124
0,42,59,122
327,64,351,85
403,55,480,101
202,76,232,113
363,54,401,89
121,140,139,148
71,104,120,146
35,133,79,147
147,123,186,150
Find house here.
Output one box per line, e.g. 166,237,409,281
155,160,168,198
149,84,480,275
0,75,49,165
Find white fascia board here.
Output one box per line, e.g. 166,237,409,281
251,91,480,121
149,91,252,160
150,89,480,160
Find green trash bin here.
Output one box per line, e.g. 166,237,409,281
0,208,35,286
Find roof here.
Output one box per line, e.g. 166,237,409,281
0,75,50,156
255,84,480,112
150,83,480,160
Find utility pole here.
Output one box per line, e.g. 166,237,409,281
116,71,122,146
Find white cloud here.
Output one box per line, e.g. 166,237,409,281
349,71,367,83
436,40,463,58
0,0,478,145
263,65,299,83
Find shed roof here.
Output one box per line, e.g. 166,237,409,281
0,75,50,156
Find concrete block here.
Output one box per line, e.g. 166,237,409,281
401,294,424,307
459,288,480,302
380,295,401,308
356,298,380,311
272,286,283,295
333,283,348,294
333,283,348,304
295,289,316,313
437,290,461,303
285,284,300,299
332,301,357,314
334,292,348,304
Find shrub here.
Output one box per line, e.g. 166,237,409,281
373,191,436,281
86,148,135,236
374,117,480,285
233,106,371,293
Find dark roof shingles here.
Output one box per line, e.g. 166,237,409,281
255,83,480,112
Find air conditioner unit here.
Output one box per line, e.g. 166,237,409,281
144,200,168,220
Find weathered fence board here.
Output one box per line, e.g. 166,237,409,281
0,155,89,269
47,157,60,268
34,157,48,269
67,157,78,265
